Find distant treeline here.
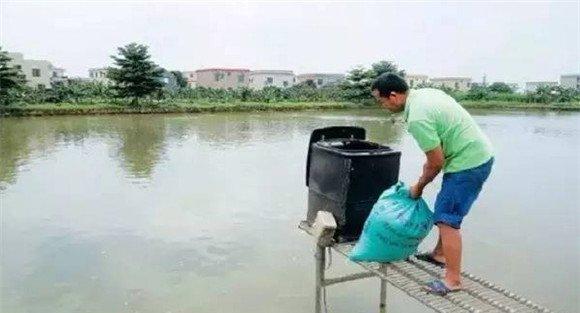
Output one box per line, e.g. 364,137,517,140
442,84,579,104
7,77,579,106
1,43,578,106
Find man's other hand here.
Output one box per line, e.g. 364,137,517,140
410,184,423,199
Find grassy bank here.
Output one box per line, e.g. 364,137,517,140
0,101,360,117
460,100,580,111
1,100,579,117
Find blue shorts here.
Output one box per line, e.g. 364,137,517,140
433,157,494,229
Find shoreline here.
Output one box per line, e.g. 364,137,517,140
460,100,580,111
1,100,578,117
0,102,357,117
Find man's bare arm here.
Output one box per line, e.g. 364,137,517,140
410,146,445,198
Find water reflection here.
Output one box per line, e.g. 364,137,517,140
0,119,32,189
110,116,168,180
1,110,404,190
0,109,574,191
0,116,170,187
0,118,64,190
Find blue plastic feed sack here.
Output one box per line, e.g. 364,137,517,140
349,182,433,262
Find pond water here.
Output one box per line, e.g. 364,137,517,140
1,109,578,313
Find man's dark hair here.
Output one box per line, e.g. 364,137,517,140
371,73,409,97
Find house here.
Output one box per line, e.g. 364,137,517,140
182,71,197,88
405,74,429,88
296,73,345,88
195,68,250,89
430,77,472,91
525,81,558,93
88,67,110,84
560,74,580,90
7,52,66,89
249,70,295,89
51,67,67,85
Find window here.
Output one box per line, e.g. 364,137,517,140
215,72,224,82
37,84,45,89
283,81,288,87
454,82,459,89
410,79,414,87
32,68,41,77
227,72,231,76
238,74,245,83
15,65,22,70
317,78,323,86
266,77,273,84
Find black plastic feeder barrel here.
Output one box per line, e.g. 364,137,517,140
306,126,401,242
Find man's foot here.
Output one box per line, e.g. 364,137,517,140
423,280,462,296
416,253,446,267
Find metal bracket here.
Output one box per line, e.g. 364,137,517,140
311,211,336,247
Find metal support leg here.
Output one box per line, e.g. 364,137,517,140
315,245,325,313
379,264,387,313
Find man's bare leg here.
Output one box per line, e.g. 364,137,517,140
432,234,446,264
439,223,463,289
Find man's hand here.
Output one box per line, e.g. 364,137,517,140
410,184,423,199
411,146,444,199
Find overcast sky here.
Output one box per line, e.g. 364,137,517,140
1,0,578,84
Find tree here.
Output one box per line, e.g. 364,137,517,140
107,43,164,105
341,60,405,102
488,82,513,93
171,71,188,89
370,60,405,78
464,84,490,101
287,81,321,101
527,85,580,103
0,47,26,105
341,66,372,101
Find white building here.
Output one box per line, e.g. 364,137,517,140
560,74,580,90
296,73,345,88
88,67,110,84
431,77,472,91
182,71,197,87
51,67,67,85
195,68,250,89
7,52,66,89
249,70,295,89
525,81,558,93
405,74,429,88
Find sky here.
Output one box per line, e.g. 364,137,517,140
1,0,578,85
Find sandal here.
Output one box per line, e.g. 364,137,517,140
423,280,462,296
415,253,446,268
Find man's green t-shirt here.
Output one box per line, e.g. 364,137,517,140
404,88,493,173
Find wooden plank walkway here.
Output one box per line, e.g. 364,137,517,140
299,221,553,313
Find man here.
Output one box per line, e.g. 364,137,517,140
371,73,494,295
